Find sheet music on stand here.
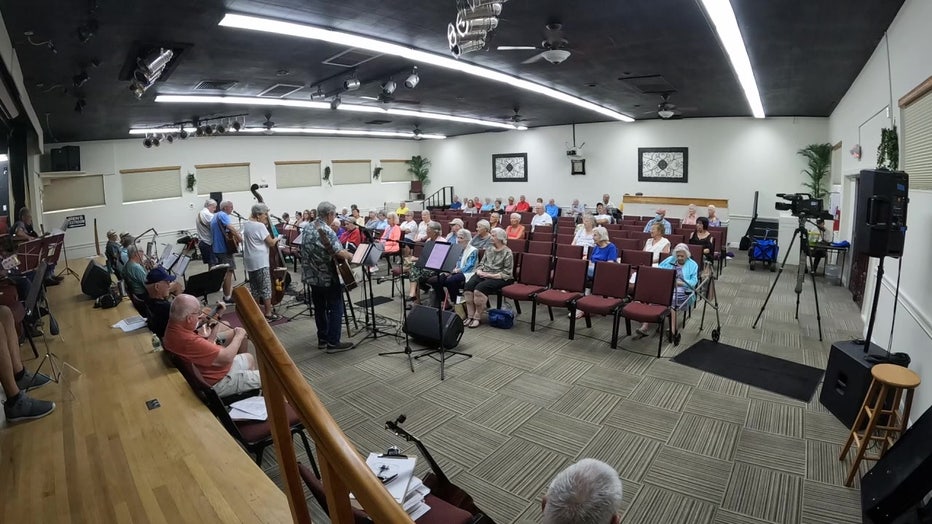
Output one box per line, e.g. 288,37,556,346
159,244,174,266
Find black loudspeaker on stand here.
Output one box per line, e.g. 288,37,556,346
820,340,889,428
854,169,908,258
404,305,464,350
81,260,111,298
861,405,932,523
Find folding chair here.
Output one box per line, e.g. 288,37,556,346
615,238,640,251
506,237,527,254
556,234,575,246
531,257,588,332
620,266,676,357
500,253,551,315
572,262,630,347
527,240,553,257
555,244,584,260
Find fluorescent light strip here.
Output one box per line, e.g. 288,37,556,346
155,94,520,130
0,154,8,162
129,126,445,140
219,13,634,122
699,0,765,118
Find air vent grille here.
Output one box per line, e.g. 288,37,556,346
323,48,383,68
364,119,392,125
195,80,238,91
618,74,676,94
257,84,304,98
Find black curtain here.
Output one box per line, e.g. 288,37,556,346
8,118,29,223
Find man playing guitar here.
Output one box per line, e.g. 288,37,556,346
210,200,242,302
301,201,355,353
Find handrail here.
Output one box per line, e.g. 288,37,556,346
423,185,454,209
232,286,413,524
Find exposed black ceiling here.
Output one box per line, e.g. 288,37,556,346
1,0,904,143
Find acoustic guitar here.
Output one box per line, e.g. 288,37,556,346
316,228,358,291
223,220,241,254
385,415,496,524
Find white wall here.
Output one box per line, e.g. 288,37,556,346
829,0,932,416
422,116,828,248
34,135,420,258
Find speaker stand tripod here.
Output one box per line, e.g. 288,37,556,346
378,263,419,372
413,282,471,381
752,216,824,341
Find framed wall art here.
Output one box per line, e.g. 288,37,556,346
571,158,586,175
638,147,688,183
492,153,528,182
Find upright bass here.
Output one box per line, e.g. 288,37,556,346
250,184,291,305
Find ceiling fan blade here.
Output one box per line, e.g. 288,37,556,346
522,52,545,64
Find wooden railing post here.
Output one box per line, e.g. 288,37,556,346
318,453,355,524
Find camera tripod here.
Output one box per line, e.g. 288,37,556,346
752,215,824,341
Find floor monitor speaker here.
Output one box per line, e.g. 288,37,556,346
81,260,111,298
404,305,463,349
820,340,889,429
50,145,81,172
861,405,932,523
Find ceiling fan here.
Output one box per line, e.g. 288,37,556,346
497,22,572,64
495,106,528,125
261,112,276,134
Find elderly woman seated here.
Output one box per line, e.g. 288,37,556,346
471,219,492,249
505,212,525,240
428,229,478,308
643,222,671,265
463,228,514,328
573,214,596,253
588,226,618,278
634,243,699,339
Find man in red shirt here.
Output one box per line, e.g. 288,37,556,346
338,219,363,252
163,294,259,398
515,195,531,213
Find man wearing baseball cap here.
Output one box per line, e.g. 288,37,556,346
144,267,182,339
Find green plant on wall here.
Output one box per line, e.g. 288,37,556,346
407,155,431,187
186,172,196,192
797,143,833,202
877,127,899,170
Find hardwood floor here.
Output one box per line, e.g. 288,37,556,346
0,270,291,523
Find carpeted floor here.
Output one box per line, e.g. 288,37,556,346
210,253,868,523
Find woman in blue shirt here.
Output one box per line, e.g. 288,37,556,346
588,226,618,278
430,229,478,308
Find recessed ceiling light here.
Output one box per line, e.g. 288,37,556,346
218,13,634,122
698,0,765,118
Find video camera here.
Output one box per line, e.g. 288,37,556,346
775,193,830,218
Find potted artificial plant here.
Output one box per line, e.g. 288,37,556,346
797,143,833,203
407,155,431,196
877,127,899,170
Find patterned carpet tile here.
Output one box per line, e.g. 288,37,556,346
388,365,450,395
644,358,705,386
512,409,601,452
604,400,682,441
341,382,414,418
550,386,623,424
309,366,380,397
722,462,803,524
531,355,593,383
490,346,558,371
418,378,497,415
697,373,750,398
628,376,693,412
748,385,810,408
555,338,617,363
623,483,717,524
352,352,421,381
464,396,541,434
343,420,414,457
668,413,741,461
456,360,525,391
319,397,369,432
733,428,807,476
499,374,573,408
684,389,751,425
579,427,662,482
387,399,457,438
599,349,655,375
423,417,510,469
449,470,531,524
472,438,572,500
800,479,862,524
745,399,804,438
642,446,734,504
806,440,863,488
574,367,643,397
713,509,777,524
804,410,852,443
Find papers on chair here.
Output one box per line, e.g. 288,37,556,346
228,396,268,421
112,316,147,332
358,453,417,503
403,476,432,520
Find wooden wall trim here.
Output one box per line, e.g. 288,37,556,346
622,195,729,208
899,75,932,108
379,159,408,163
118,165,181,175
274,160,321,166
331,159,371,164
194,162,250,169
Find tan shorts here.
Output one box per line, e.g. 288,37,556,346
212,353,261,398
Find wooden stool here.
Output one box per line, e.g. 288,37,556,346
839,363,921,486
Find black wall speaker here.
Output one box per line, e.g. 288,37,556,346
81,260,111,298
820,340,889,429
210,192,223,204
854,169,908,257
50,145,81,172
404,305,463,349
861,405,932,523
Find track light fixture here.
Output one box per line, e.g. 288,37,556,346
129,48,174,99
381,79,397,95
231,120,242,132
166,134,174,143
152,136,161,147
310,86,326,100
77,19,99,43
343,75,360,91
73,70,89,88
404,66,419,89
330,96,342,110
143,136,153,148
216,123,226,134
179,128,188,139
205,125,214,135
74,98,86,113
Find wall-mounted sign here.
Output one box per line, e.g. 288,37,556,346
65,215,86,228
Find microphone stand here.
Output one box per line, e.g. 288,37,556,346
231,211,248,285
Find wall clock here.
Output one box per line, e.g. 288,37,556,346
492,153,528,182
638,147,688,183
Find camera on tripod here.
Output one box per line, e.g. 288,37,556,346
775,193,825,217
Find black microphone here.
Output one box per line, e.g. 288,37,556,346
232,211,246,220
195,303,223,331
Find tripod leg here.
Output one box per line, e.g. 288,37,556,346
753,229,800,329
809,264,824,341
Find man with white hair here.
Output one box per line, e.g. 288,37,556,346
196,199,217,266
211,200,242,302
542,459,623,524
642,208,672,234
531,203,553,231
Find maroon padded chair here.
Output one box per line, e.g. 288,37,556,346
530,231,553,242
572,262,630,347
532,257,588,332
519,212,534,225
622,225,642,232
527,240,553,256
555,244,584,260
533,225,554,236
667,234,685,246
615,238,640,252
687,244,706,268
500,253,551,315
556,234,575,246
620,249,653,268
557,216,576,226
506,238,527,253
628,231,651,243
620,266,676,357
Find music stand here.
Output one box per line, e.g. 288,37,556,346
411,242,470,380
25,261,82,386
352,243,399,349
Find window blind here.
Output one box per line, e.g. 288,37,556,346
274,161,321,188
120,166,182,203
380,160,411,182
331,160,371,185
903,89,932,190
42,174,106,212
196,163,251,194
